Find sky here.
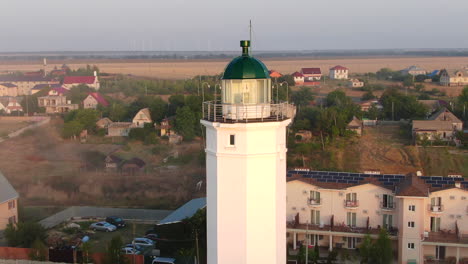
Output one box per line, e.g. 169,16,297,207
0,0,467,52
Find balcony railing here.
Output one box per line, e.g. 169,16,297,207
308,198,322,206
344,200,359,208
428,204,444,213
287,222,398,236
380,202,396,210
202,101,296,123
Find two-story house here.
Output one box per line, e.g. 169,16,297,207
83,92,109,109
329,65,349,80
412,108,463,143
0,171,19,230
440,68,468,87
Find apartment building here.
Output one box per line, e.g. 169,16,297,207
0,76,56,95
0,171,19,230
286,170,468,264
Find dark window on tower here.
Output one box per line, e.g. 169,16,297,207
230,135,235,146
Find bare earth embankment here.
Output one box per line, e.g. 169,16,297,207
1,56,468,79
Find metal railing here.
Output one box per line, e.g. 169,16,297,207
344,200,359,208
428,204,444,213
308,198,322,206
380,202,396,210
202,101,296,123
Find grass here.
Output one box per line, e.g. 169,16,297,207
21,206,67,222
419,147,468,176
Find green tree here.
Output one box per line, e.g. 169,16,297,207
175,106,197,141
4,222,46,248
62,120,84,138
380,88,428,120
29,239,47,261
358,234,373,263
103,235,128,264
169,94,186,116
371,229,393,264
291,87,315,109
109,103,128,122
361,91,376,101
403,75,414,88
458,86,468,106
81,241,92,264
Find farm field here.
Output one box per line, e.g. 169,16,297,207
1,56,468,79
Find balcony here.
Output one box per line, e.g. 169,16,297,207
380,202,396,210
428,204,444,213
287,222,398,236
202,101,296,123
344,200,359,208
307,198,322,207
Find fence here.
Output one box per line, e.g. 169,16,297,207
0,260,69,264
39,206,173,229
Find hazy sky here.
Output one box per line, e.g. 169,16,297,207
1,0,467,52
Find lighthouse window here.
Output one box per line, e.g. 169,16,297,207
229,135,235,146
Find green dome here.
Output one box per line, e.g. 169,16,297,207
222,40,270,80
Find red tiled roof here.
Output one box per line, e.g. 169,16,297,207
269,70,282,78
64,76,96,85
301,68,321,75
89,92,109,107
292,71,304,77
330,65,348,71
51,86,69,95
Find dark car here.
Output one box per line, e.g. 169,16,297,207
105,216,126,228
145,233,159,241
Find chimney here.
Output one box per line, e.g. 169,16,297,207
94,71,97,77
455,182,461,188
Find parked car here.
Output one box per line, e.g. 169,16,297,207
121,247,140,255
124,244,145,252
105,216,126,228
132,237,154,247
152,257,176,264
90,222,116,232
144,234,159,241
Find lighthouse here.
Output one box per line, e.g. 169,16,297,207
201,40,295,264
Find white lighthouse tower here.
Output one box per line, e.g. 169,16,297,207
201,40,295,264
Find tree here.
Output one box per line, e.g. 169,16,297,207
175,106,197,141
81,241,92,264
109,103,128,122
361,91,376,101
358,234,373,263
403,75,414,88
458,86,468,106
380,88,428,120
291,87,315,109
29,239,47,261
4,222,46,248
371,229,393,264
103,235,128,264
62,120,84,139
326,90,352,107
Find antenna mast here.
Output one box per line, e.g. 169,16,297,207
249,20,252,55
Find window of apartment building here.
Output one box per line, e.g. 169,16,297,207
383,214,393,229
435,246,446,260
408,221,415,228
382,194,394,208
430,217,441,232
306,234,320,246
8,200,15,210
408,205,415,211
346,192,357,201
347,237,357,249
229,135,235,146
408,243,415,249
309,191,320,202
311,210,320,225
347,212,357,227
431,197,442,206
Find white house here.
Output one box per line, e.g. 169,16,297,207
329,65,349,80
132,108,152,128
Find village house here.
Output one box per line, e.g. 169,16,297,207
121,157,146,174
168,133,183,144
286,169,468,264
83,92,109,109
132,108,152,128
301,68,322,81
346,116,363,135
418,100,448,116
348,79,364,88
0,83,19,97
401,65,426,76
0,75,56,95
0,171,19,230
104,154,123,172
156,118,172,136
439,68,468,87
359,99,383,112
38,88,78,114
329,65,349,80
412,108,463,142
269,70,282,79
107,122,133,137
63,74,100,90
96,117,113,129
292,72,305,85
0,97,23,114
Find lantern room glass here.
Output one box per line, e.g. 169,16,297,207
221,79,271,105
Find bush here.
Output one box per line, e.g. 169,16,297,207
4,222,47,247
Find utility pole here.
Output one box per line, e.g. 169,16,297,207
195,231,200,264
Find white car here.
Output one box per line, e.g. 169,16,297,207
132,237,155,247
89,222,117,232
152,257,176,264
121,247,140,255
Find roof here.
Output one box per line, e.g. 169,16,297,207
63,76,96,85
0,83,17,88
87,93,109,107
0,170,19,204
330,65,348,71
51,86,70,95
158,198,207,225
269,70,282,78
108,122,133,128
428,108,462,123
0,76,52,82
96,117,113,127
301,68,321,75
135,108,151,120
412,120,458,131
347,116,362,128
222,40,270,80
292,71,304,77
287,169,468,195
106,155,122,164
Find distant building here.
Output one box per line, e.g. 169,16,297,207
269,70,282,79
48,86,70,96
301,68,322,81
83,92,109,109
0,97,23,114
63,74,100,90
96,117,113,129
0,75,55,95
346,116,363,135
412,108,463,142
132,108,152,128
38,94,78,114
0,83,19,97
107,122,133,137
329,65,349,80
348,79,364,88
439,68,468,87
402,66,426,76
156,118,172,136
359,100,382,112
292,72,305,85
0,170,19,230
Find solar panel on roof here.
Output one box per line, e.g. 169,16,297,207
338,180,347,183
